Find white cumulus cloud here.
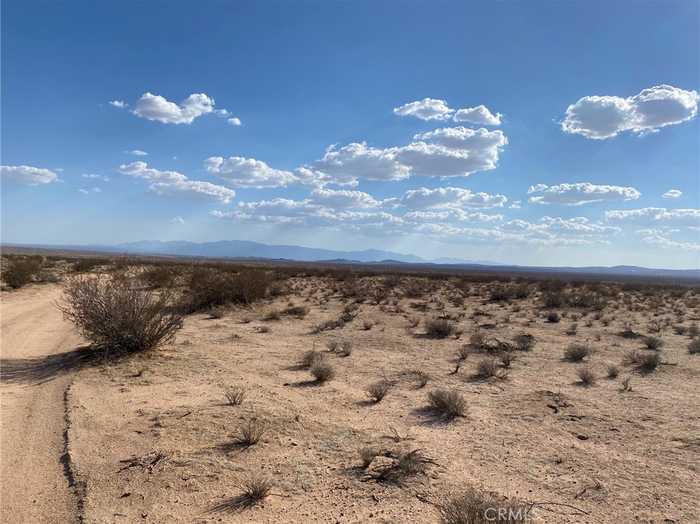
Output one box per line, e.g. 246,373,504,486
227,117,242,126
119,161,235,203
125,149,148,156
393,98,454,121
109,100,128,108
1,165,59,185
527,182,641,206
400,187,507,209
453,105,501,125
605,207,700,227
205,156,298,188
131,92,220,124
662,189,682,199
562,84,699,139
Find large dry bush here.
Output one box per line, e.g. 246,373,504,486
182,267,270,312
59,275,183,356
2,256,43,288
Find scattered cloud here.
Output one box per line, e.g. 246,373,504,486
79,187,102,194
118,161,235,203
82,173,110,182
125,149,148,156
527,182,641,206
109,100,128,108
393,98,454,121
227,117,242,126
605,207,700,227
1,165,59,185
205,156,298,188
399,187,507,209
129,92,223,124
171,216,185,224
309,188,381,208
562,84,699,139
453,105,502,125
312,142,410,183
663,189,682,199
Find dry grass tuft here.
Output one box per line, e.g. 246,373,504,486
224,386,246,406
577,367,596,386
427,389,467,420
564,343,591,362
366,380,392,403
425,318,457,339
441,488,530,523
234,419,266,446
310,361,335,383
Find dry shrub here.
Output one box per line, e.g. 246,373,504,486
407,370,430,388
235,419,266,446
607,365,619,379
546,311,560,323
624,350,660,372
366,380,392,403
564,343,591,362
359,446,383,468
238,475,272,505
2,256,43,288
689,338,700,354
282,304,308,318
140,265,177,288
441,488,530,523
263,309,282,321
642,336,664,350
425,318,456,339
310,360,335,383
225,386,246,406
427,389,466,420
299,350,324,368
371,449,435,484
577,367,596,386
183,267,270,312
513,333,535,351
474,358,499,379
59,275,183,356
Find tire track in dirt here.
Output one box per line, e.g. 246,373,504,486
1,285,84,523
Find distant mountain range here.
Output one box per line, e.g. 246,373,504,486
3,240,699,279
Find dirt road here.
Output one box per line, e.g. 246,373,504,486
0,285,83,523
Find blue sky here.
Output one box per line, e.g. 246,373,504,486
2,0,698,268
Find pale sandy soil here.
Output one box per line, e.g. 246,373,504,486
0,284,84,523
2,277,699,523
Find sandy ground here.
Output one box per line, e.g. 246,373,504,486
2,278,699,523
0,284,84,523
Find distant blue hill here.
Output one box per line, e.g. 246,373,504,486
3,240,698,279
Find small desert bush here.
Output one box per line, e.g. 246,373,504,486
513,333,535,351
238,475,272,505
474,358,499,379
624,350,660,372
299,349,324,368
224,386,246,406
606,365,619,379
642,336,664,350
366,380,392,403
427,389,466,420
282,304,308,318
688,338,700,354
59,275,183,356
620,376,633,392
425,318,456,339
73,257,103,273
499,352,515,369
577,367,596,386
359,446,383,468
546,311,560,323
235,419,266,446
564,343,591,362
310,360,335,383
407,370,430,388
183,267,270,312
441,488,529,524
372,449,434,484
263,309,281,321
140,265,177,288
2,256,42,288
